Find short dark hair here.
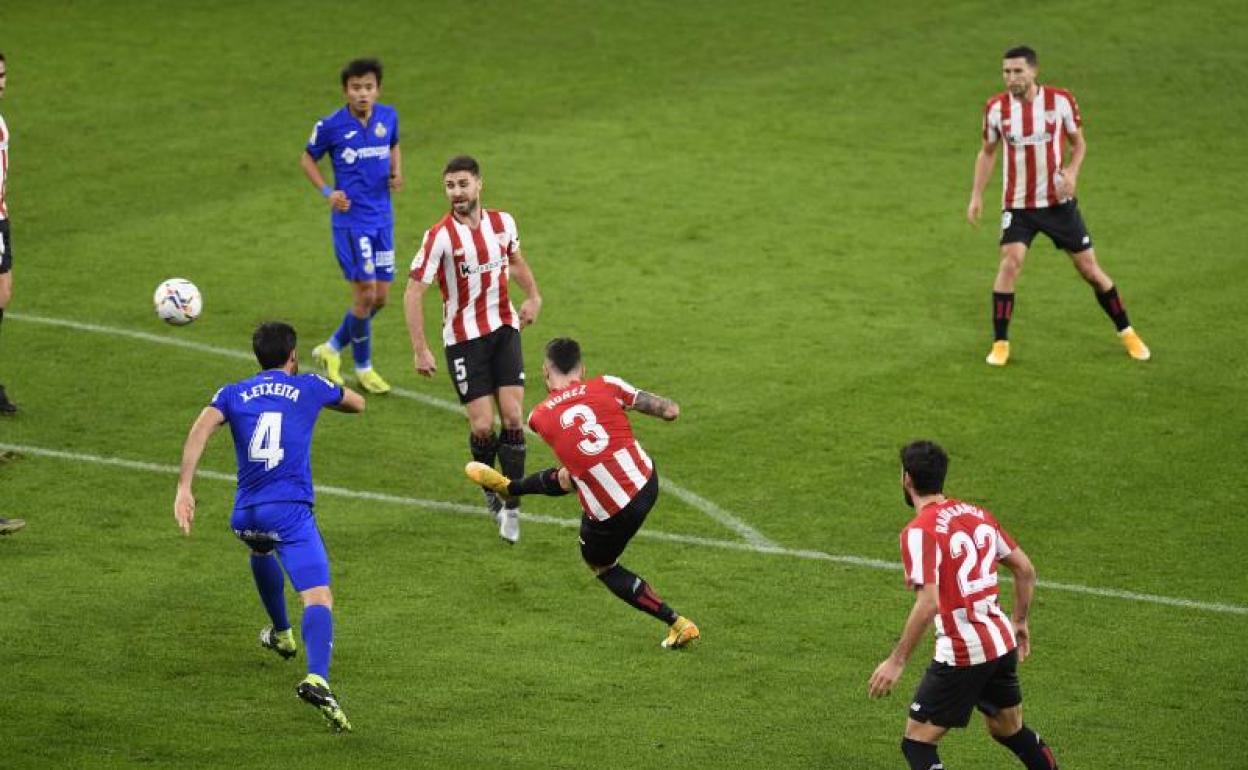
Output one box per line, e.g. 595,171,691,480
900,440,949,495
1003,46,1037,67
544,337,582,375
252,322,297,369
443,155,481,177
340,58,382,88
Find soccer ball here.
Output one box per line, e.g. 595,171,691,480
153,278,202,326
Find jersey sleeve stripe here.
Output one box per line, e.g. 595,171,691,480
906,528,926,584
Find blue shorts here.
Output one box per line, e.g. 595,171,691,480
332,226,395,283
231,502,331,591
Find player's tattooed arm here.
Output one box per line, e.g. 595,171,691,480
632,391,680,421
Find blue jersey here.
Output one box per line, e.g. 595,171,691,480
210,370,344,509
306,103,400,230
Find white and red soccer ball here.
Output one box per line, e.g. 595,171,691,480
153,278,202,326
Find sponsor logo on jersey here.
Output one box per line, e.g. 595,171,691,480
1007,132,1054,146
339,145,391,165
344,130,358,139
458,257,506,277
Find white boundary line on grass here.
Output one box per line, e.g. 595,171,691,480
8,312,778,549
2,441,1245,617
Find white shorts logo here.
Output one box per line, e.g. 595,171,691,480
1001,211,1013,230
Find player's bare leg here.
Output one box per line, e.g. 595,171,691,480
494,385,526,544
985,706,1059,769
988,243,1027,366
1069,248,1149,361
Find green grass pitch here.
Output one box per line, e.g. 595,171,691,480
1,1,1245,767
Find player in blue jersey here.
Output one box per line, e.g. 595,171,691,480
174,322,365,732
300,57,402,395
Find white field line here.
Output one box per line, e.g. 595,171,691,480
2,441,1246,617
9,311,778,548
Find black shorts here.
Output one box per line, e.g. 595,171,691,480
0,219,11,274
909,649,1023,728
579,471,660,567
444,326,525,404
1000,200,1093,253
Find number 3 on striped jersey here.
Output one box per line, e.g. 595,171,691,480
561,404,609,456
248,411,285,471
950,524,999,596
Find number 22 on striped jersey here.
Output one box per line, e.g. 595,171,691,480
949,524,999,596
560,404,609,456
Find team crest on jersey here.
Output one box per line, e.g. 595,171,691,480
457,381,468,396
1044,110,1057,122
364,258,375,275
495,232,513,253
374,122,387,138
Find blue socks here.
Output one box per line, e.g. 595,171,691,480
330,304,385,366
250,554,289,632
329,311,353,353
302,604,334,681
348,313,371,370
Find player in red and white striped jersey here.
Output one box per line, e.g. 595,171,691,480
0,51,20,423
0,51,23,535
463,337,699,649
967,45,1149,367
869,441,1058,770
404,156,543,544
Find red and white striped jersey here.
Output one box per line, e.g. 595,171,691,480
0,114,10,220
900,498,1019,667
983,86,1082,210
408,209,520,346
527,375,655,521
